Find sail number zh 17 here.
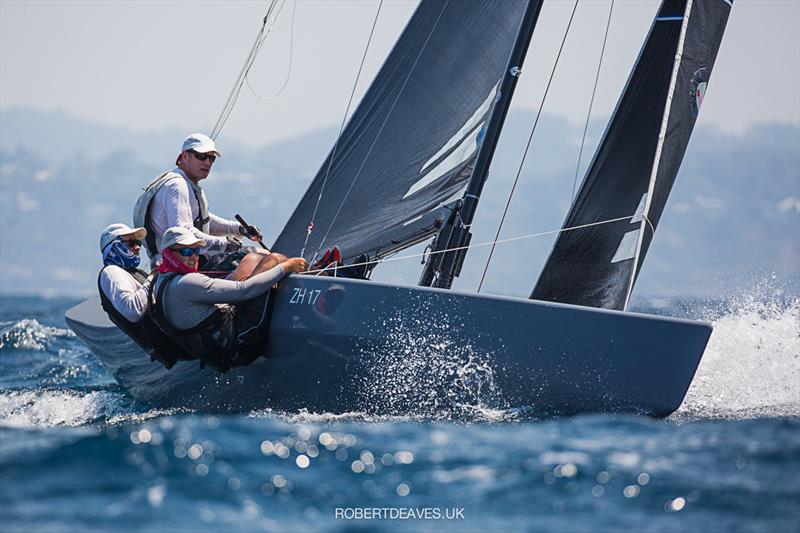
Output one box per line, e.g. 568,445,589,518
289,288,322,305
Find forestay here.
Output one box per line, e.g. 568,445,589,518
272,0,527,262
531,0,732,310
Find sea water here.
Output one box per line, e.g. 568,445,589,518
0,293,798,532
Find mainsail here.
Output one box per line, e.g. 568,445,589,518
272,0,528,263
531,0,732,310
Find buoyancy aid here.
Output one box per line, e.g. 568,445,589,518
97,267,193,369
132,171,211,258
148,273,239,373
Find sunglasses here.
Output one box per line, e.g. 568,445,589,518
124,238,142,247
190,150,216,163
170,247,201,257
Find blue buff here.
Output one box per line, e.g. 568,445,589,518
103,239,141,269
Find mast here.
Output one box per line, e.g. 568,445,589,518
419,0,544,289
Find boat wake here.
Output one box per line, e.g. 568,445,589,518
672,292,800,421
250,404,518,425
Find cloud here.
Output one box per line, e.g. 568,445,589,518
33,168,53,182
694,195,725,210
777,196,800,213
16,191,39,211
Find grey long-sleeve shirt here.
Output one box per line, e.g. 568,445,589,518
156,265,286,330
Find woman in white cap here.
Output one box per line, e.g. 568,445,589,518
97,223,192,368
148,226,307,372
132,132,288,278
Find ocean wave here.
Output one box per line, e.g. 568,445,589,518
0,318,75,351
0,389,126,428
674,294,800,421
0,389,192,429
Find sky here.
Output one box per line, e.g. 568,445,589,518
2,0,799,148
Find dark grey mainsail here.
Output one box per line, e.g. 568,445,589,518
531,0,732,310
272,0,528,263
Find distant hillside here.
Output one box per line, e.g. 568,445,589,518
0,107,797,298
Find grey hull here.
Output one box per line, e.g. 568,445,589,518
65,276,711,416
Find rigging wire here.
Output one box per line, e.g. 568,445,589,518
245,0,298,100
571,0,614,200
300,0,385,258
211,0,287,140
307,214,634,276
476,0,580,293
309,0,447,261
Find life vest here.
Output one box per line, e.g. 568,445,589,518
132,170,211,259
148,273,239,373
97,267,193,369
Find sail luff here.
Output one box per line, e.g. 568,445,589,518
622,0,694,310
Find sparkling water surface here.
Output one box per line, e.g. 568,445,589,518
0,293,798,532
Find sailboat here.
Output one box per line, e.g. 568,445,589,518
66,0,733,416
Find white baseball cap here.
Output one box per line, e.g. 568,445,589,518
180,133,221,156
160,226,206,252
100,223,146,251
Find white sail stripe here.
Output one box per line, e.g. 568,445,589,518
436,183,469,208
401,214,424,227
721,0,732,6
611,229,640,263
401,184,468,226
420,84,498,173
631,192,648,224
623,0,693,311
403,124,482,198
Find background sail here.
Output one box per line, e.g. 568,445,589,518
272,0,527,262
531,0,732,310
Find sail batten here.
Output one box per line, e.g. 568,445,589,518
531,0,732,310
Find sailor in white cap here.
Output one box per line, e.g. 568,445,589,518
148,227,307,372
132,133,288,279
98,223,150,323
97,223,194,368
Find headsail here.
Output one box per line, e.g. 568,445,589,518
272,0,528,262
531,0,732,310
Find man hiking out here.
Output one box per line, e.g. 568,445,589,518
148,226,307,372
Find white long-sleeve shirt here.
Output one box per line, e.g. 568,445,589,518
149,168,241,257
99,266,152,323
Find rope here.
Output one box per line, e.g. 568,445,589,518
571,0,614,200
477,0,579,293
245,0,298,101
300,0,384,258
305,214,633,276
311,0,449,261
211,0,287,140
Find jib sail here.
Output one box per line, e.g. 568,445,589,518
531,0,732,310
